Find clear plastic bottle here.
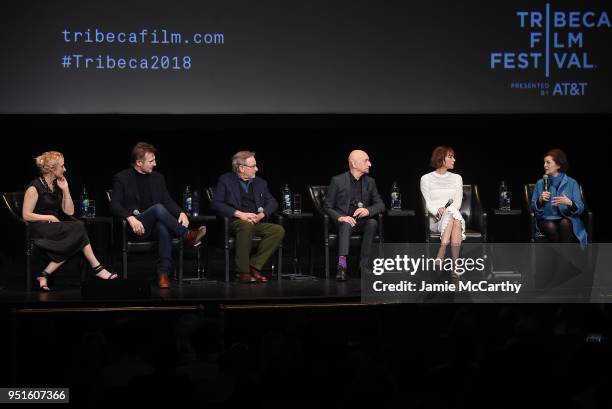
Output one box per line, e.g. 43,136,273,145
80,187,89,217
391,181,401,210
282,184,292,214
499,181,510,210
183,186,193,217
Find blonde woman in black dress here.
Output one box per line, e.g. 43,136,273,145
22,151,117,291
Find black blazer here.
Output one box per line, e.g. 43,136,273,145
323,172,385,221
210,172,278,218
110,168,182,219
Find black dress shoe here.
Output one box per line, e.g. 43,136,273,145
336,265,347,281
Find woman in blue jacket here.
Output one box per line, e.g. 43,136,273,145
531,149,588,248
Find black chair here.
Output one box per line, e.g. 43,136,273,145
205,187,283,282
105,190,184,281
308,185,384,279
2,191,85,291
523,184,593,243
421,184,487,243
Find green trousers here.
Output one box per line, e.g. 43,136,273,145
229,220,285,273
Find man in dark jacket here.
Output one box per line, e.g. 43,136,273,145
324,150,385,281
211,151,285,283
110,142,205,288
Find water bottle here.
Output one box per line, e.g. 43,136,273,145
282,184,292,214
499,181,510,210
183,186,193,217
391,181,401,210
80,188,89,217
192,189,200,217
505,188,512,210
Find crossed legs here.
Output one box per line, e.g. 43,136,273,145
435,218,463,279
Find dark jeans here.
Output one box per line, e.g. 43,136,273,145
133,204,188,274
335,217,378,259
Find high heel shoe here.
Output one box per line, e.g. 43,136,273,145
37,271,51,292
93,264,118,280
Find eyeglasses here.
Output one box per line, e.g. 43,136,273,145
241,163,257,168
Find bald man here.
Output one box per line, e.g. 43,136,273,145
323,150,385,281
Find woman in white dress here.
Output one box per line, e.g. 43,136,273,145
420,146,465,279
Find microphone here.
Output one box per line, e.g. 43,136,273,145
257,207,264,214
437,198,453,220
132,209,140,216
543,174,549,192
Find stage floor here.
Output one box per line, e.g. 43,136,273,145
0,276,364,308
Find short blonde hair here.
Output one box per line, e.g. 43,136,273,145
35,151,64,175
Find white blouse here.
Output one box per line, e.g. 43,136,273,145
420,171,465,240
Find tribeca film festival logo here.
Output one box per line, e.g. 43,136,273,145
490,4,610,96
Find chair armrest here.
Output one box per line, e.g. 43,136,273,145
423,211,431,243
323,214,330,246
480,212,488,242
121,218,128,251
222,216,231,248
472,197,488,240
268,212,284,225
585,210,593,242
24,223,32,255
527,211,538,242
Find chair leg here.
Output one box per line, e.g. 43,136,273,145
178,245,184,285
122,251,128,279
277,246,283,277
225,248,230,283
309,245,314,276
80,256,86,282
205,247,211,279
26,252,32,293
325,244,330,279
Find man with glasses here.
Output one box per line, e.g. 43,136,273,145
110,142,206,289
324,150,385,281
211,151,285,283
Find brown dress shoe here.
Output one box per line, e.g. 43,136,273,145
158,273,171,289
236,272,256,283
185,226,207,247
249,266,268,283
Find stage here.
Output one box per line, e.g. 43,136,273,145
0,276,365,310
2,264,610,407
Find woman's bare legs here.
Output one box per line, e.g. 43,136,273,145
38,260,65,289
436,219,455,270
82,244,116,279
450,220,463,279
